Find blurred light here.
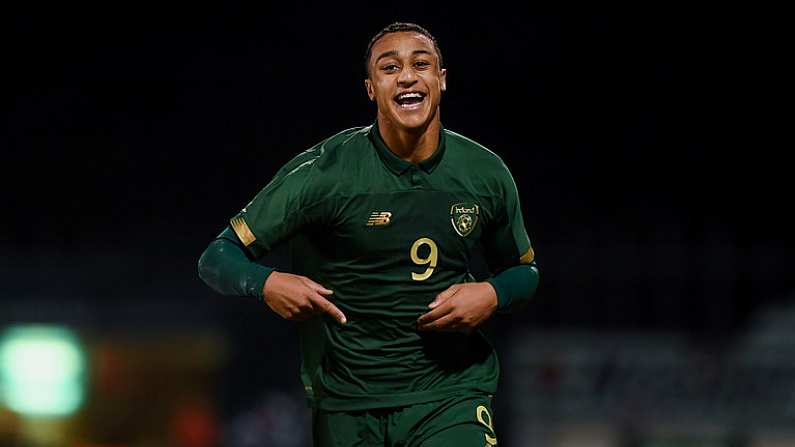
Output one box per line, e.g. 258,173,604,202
0,325,86,416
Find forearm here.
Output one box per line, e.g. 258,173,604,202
197,227,274,298
485,263,539,312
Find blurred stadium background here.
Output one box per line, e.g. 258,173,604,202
3,5,789,447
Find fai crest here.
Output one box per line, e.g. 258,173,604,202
450,203,479,237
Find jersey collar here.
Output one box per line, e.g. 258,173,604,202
369,121,447,175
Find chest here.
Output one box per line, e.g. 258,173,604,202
323,190,487,271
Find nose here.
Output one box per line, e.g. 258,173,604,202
397,66,418,86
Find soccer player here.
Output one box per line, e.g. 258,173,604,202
198,22,539,446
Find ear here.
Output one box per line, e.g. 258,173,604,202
440,68,447,92
364,79,375,101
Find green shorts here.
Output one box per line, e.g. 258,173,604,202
312,393,498,446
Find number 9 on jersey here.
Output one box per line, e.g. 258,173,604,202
410,237,438,281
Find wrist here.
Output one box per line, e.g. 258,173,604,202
261,270,280,301
480,281,498,311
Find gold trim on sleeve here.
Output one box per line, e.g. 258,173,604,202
519,247,535,264
230,216,256,247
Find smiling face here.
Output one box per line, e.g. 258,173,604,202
365,31,447,133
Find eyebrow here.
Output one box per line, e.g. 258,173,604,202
375,49,433,64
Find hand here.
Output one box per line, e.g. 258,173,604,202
262,272,346,324
416,282,498,333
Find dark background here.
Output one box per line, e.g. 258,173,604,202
3,4,791,443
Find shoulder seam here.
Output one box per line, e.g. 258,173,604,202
445,129,505,163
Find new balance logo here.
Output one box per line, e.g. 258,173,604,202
366,211,392,226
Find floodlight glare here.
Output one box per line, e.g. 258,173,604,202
0,325,86,416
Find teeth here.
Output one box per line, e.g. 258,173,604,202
398,93,423,100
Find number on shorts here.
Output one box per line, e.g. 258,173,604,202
476,405,497,446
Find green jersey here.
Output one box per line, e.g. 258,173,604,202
230,123,534,411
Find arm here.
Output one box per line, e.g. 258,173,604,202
480,161,540,314
415,265,539,332
198,227,346,324
197,139,345,324
197,227,273,299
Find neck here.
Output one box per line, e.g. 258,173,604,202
376,111,441,164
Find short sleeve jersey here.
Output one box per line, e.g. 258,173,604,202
230,123,535,411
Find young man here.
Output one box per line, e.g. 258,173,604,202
198,22,539,446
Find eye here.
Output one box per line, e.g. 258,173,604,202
381,64,400,73
414,60,431,69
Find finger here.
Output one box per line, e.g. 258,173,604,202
274,303,312,321
429,285,459,309
309,293,347,325
418,313,458,332
305,278,334,295
288,311,314,322
417,301,453,325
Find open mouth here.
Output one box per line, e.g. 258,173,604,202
393,92,426,109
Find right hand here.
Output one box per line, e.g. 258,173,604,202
262,271,346,325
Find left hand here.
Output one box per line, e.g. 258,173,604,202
417,282,498,333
